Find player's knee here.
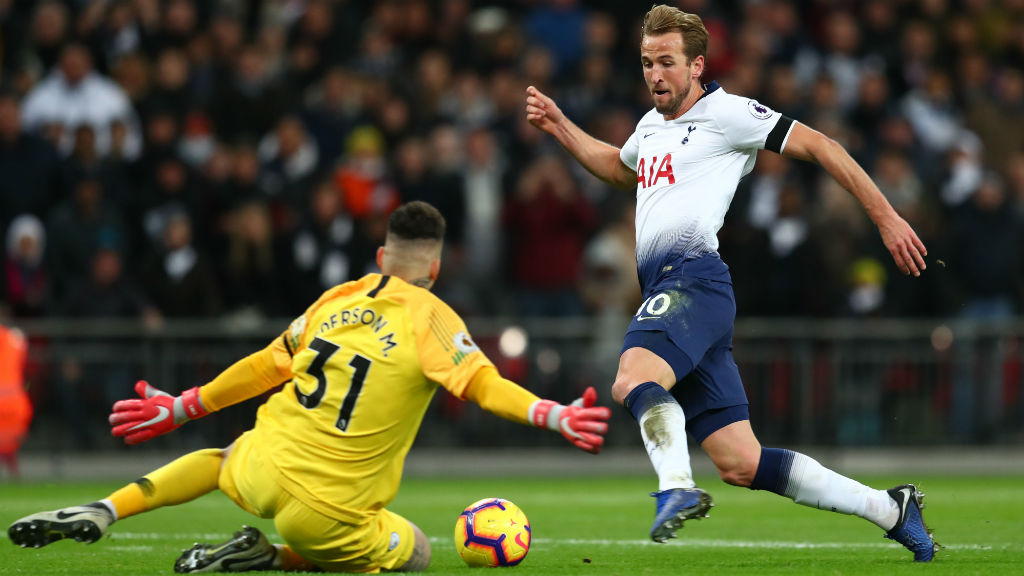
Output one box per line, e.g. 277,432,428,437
610,378,636,406
714,453,759,487
395,523,431,572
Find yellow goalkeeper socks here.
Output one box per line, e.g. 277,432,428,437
106,448,223,519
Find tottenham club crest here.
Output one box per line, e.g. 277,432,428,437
747,100,772,120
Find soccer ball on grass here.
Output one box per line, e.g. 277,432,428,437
454,498,531,567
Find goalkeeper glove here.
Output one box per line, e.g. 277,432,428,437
528,386,611,454
109,380,209,445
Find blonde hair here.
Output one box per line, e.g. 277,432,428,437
642,4,709,63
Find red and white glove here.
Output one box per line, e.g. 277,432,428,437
109,380,209,445
529,387,611,454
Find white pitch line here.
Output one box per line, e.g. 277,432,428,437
1,532,1014,552
437,536,1015,552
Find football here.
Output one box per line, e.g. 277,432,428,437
454,498,531,567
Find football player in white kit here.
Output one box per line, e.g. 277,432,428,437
525,4,936,562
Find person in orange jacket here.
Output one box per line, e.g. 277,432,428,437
0,324,31,478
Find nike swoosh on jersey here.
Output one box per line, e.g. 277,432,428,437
127,405,171,432
635,315,661,321
643,132,656,138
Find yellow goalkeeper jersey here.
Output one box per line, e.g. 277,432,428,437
251,273,494,523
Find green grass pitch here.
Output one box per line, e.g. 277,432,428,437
2,475,1022,575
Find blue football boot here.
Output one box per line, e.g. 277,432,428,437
650,487,713,542
884,484,936,562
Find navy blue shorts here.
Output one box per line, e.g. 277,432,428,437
621,253,749,439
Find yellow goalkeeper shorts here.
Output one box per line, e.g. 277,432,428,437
218,430,415,573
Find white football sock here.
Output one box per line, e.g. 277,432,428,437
98,499,118,521
638,401,695,491
784,452,899,530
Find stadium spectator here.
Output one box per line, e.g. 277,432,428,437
964,67,1024,172
460,127,508,310
54,246,159,448
257,114,319,228
581,200,642,387
299,66,359,170
8,201,612,574
85,0,145,67
422,125,468,247
26,1,69,73
225,142,263,205
2,215,49,319
110,52,152,113
20,43,141,158
525,4,934,562
949,173,1024,319
846,68,895,167
525,0,588,75
60,124,132,209
147,48,195,123
900,68,963,166
140,209,222,318
45,176,127,306
210,43,287,143
332,125,399,220
0,88,63,228
283,178,370,313
504,155,596,318
138,155,203,249
580,199,640,317
217,199,285,319
0,323,31,479
58,247,158,322
793,10,864,113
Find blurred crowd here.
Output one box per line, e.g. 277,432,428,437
1,0,1023,326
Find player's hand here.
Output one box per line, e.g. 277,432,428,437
530,387,612,454
525,85,567,135
877,213,927,276
109,380,208,445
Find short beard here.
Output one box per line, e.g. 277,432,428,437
654,84,690,116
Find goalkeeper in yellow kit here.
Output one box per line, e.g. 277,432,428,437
7,201,612,573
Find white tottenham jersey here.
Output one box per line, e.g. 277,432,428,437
619,82,794,282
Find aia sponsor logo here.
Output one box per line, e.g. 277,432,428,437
636,154,675,189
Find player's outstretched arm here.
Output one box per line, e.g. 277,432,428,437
781,122,928,276
529,387,612,454
109,380,208,444
109,337,292,445
463,366,612,454
525,86,636,190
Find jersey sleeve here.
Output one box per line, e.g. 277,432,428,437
413,298,495,399
463,366,541,426
199,308,313,412
199,334,293,412
619,130,640,172
715,95,795,153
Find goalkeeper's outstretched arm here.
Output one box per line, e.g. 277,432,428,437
463,366,612,454
109,337,292,445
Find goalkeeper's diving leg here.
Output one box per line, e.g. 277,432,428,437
8,447,224,548
7,445,314,571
